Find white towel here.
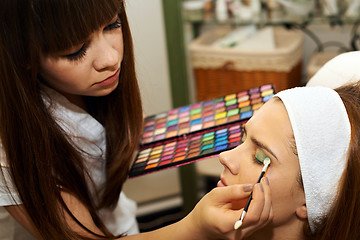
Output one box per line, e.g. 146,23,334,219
276,86,351,232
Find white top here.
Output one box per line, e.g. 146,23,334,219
0,86,139,239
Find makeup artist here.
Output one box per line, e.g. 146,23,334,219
0,0,271,239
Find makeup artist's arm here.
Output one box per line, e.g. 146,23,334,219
61,183,271,240
5,184,271,239
59,184,263,240
127,182,272,240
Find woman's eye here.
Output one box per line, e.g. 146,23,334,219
105,17,121,31
254,149,268,165
64,44,87,61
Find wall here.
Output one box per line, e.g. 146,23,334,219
123,0,182,215
302,24,353,83
125,0,172,115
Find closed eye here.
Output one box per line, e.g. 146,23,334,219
104,17,121,31
64,43,87,61
254,148,267,165
62,15,121,62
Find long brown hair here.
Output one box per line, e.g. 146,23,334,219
0,0,143,239
304,81,360,239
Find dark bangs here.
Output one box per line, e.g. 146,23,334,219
32,0,123,54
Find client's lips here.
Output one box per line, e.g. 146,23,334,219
217,177,227,187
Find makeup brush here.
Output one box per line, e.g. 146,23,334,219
234,157,271,230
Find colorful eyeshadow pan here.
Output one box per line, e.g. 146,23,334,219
129,121,246,177
129,84,276,177
140,84,275,145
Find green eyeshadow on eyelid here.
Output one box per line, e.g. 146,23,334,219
255,149,268,163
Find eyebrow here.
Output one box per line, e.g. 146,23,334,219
244,125,280,162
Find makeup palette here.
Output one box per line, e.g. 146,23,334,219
129,84,275,177
130,121,246,177
141,84,274,145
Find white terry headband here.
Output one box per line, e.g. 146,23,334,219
275,86,351,233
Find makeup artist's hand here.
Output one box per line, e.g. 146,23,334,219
181,183,264,240
183,177,273,240
234,177,273,240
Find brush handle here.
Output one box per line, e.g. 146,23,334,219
243,192,253,212
243,165,268,212
256,170,266,183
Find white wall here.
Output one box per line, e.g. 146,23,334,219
123,0,182,212
125,0,173,116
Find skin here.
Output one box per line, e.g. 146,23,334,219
39,15,123,109
218,98,308,239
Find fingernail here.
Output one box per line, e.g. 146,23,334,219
264,177,269,185
242,184,253,192
259,183,264,192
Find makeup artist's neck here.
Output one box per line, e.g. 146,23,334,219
62,92,87,111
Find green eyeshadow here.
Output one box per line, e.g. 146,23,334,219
255,149,268,163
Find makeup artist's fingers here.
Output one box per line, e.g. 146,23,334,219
187,184,253,239
250,181,272,226
204,184,253,227
210,184,253,203
243,183,266,226
259,177,273,226
238,178,273,238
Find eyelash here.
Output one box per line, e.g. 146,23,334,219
241,130,266,165
65,44,88,62
253,150,265,165
253,156,263,165
104,17,121,31
65,17,122,62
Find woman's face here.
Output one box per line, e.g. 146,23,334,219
218,98,305,227
39,15,123,105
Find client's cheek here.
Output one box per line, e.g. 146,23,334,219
264,168,274,183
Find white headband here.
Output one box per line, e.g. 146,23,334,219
275,86,351,233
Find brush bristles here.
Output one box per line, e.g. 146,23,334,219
234,220,243,230
264,157,271,165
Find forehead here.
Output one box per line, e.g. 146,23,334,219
248,98,290,127
33,0,122,54
246,98,296,159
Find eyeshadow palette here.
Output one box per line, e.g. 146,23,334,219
129,84,276,178
141,84,274,145
129,121,246,177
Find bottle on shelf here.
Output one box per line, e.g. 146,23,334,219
215,0,229,22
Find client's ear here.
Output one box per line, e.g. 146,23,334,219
295,204,308,220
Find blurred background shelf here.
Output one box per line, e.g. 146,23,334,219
182,0,360,101
183,0,360,32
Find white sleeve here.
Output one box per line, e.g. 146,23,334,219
99,192,139,236
0,142,21,206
